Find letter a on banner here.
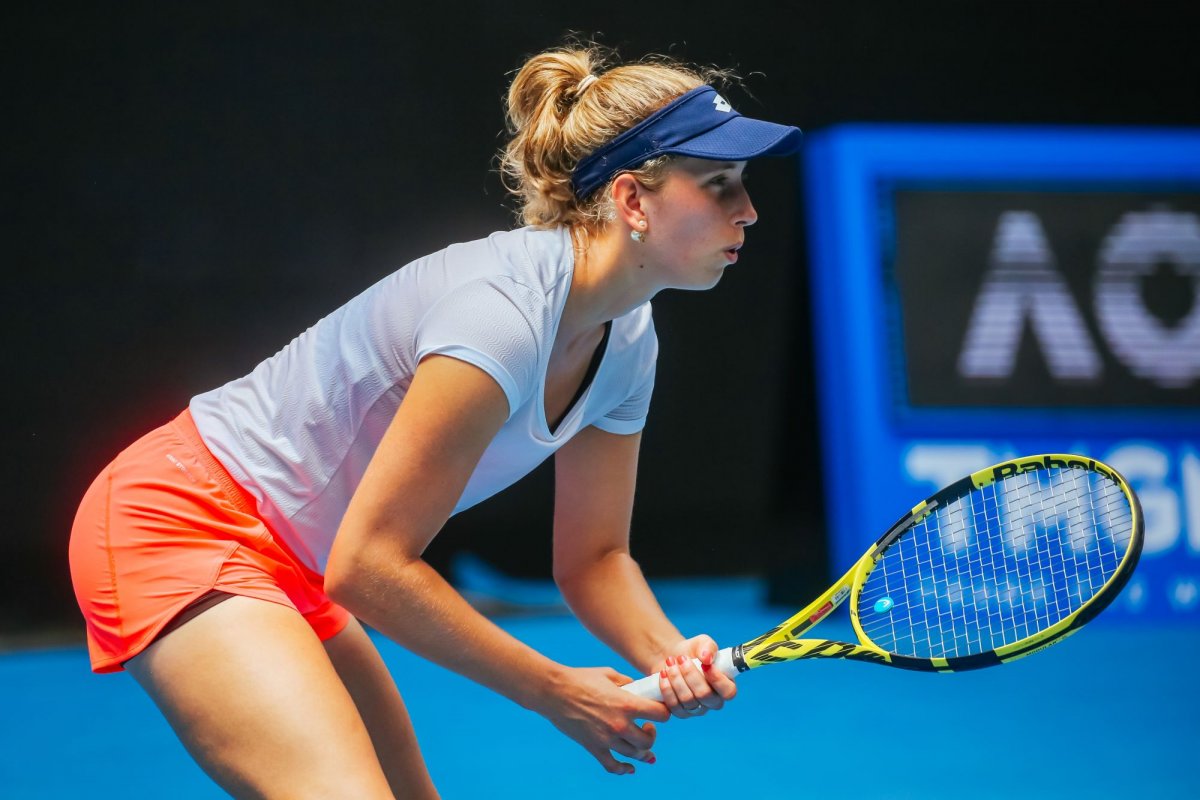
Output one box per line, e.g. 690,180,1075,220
957,211,1102,381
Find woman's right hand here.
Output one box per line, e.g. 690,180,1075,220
535,665,671,775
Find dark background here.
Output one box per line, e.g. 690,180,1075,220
4,1,1197,639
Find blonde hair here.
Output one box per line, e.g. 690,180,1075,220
500,41,735,229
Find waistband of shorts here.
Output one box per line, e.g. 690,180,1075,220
170,408,260,517
168,408,328,582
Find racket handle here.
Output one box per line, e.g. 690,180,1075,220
621,646,739,701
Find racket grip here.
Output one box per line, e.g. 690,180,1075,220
621,646,739,701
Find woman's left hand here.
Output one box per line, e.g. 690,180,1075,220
654,635,738,719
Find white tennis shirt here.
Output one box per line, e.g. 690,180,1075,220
189,226,657,573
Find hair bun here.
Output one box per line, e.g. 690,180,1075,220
501,40,729,228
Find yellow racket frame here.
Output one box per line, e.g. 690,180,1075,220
736,454,1143,673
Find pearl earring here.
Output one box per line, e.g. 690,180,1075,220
630,220,647,243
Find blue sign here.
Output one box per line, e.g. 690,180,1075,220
805,125,1200,621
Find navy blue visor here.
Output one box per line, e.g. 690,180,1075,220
571,85,803,199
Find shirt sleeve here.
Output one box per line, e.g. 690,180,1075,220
414,277,544,418
592,306,658,435
592,360,656,435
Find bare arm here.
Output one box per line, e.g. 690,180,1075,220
325,355,667,773
552,425,738,717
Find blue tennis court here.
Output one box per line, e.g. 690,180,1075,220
2,574,1195,799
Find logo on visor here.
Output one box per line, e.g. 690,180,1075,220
713,94,732,113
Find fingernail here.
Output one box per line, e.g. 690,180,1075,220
702,663,711,672
660,669,667,678
700,650,711,661
648,755,657,764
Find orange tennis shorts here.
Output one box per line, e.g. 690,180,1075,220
69,408,351,673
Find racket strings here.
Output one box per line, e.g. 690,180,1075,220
857,467,1133,660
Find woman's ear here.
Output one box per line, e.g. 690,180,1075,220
609,173,648,231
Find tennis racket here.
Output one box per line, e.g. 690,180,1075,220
624,454,1143,699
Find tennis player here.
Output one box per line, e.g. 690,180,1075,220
69,41,802,798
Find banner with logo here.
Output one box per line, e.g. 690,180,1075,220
805,126,1200,621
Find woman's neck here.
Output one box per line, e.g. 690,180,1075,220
559,224,656,345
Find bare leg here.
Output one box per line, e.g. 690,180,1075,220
323,619,439,799
125,596,395,799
